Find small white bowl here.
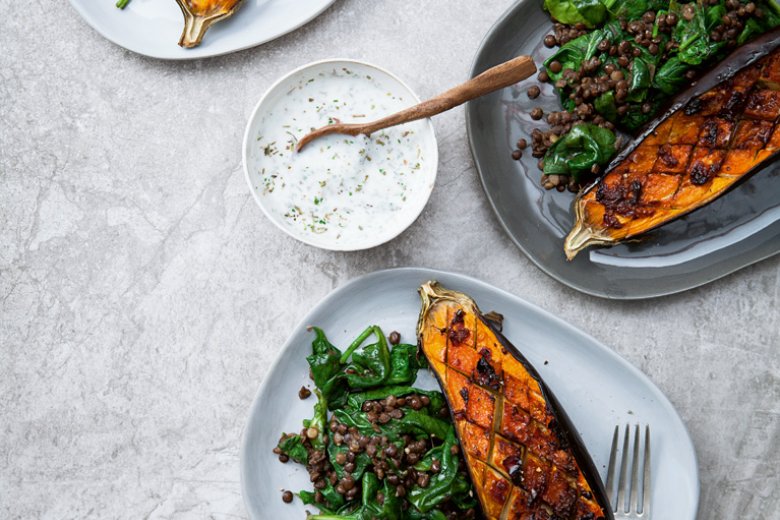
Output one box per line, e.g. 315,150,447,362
242,59,438,251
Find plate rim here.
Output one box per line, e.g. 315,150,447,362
464,0,780,300
239,266,701,519
241,58,439,251
68,0,338,60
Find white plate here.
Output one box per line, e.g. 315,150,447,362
240,268,700,519
242,59,438,251
69,0,336,60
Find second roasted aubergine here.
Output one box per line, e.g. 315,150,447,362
417,282,611,520
564,29,780,260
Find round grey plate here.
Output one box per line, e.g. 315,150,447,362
240,268,699,519
466,0,780,300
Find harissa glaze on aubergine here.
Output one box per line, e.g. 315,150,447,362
565,28,780,260
417,282,612,520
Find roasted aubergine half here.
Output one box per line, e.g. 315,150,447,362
417,282,611,520
175,0,243,48
565,29,780,260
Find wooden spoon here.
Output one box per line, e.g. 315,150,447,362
296,55,536,152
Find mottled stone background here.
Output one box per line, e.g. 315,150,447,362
1,1,778,518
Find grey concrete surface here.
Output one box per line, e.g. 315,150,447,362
1,1,778,518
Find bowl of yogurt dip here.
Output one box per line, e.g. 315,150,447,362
242,59,438,251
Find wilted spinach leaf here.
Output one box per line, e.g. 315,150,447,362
544,29,606,85
738,17,766,45
387,410,450,440
673,3,724,65
387,343,423,385
277,433,308,465
340,326,391,389
621,99,663,131
544,0,608,27
627,57,652,102
407,428,478,513
543,124,617,179
594,90,618,121
653,56,690,95
306,327,348,409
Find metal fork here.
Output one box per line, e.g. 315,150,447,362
605,424,651,518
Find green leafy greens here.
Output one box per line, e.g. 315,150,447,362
276,326,478,519
545,0,609,27
543,123,617,180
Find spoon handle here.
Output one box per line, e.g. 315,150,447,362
296,55,536,151
361,55,537,134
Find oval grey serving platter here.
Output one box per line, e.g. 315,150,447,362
240,267,699,519
466,0,780,300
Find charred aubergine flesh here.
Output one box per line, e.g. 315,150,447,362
175,0,242,48
417,282,611,520
565,30,780,259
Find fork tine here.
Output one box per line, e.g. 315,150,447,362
605,424,620,509
642,425,651,515
629,424,640,514
616,424,631,513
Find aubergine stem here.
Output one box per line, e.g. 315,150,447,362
175,0,241,48
417,280,475,337
564,201,614,260
564,222,612,261
179,15,212,48
296,55,536,152
563,221,593,261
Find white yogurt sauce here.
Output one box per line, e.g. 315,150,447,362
249,65,433,249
